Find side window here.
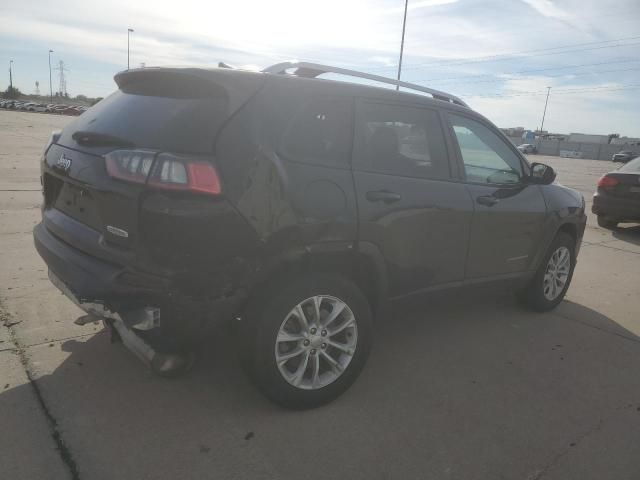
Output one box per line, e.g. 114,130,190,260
354,102,450,179
448,114,523,185
279,96,352,167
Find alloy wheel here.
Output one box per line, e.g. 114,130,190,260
274,295,358,390
543,246,571,301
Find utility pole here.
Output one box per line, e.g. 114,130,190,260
539,86,551,133
127,28,134,70
9,60,13,90
49,50,54,103
396,0,409,91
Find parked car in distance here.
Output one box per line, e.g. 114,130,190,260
612,150,638,163
57,106,79,116
28,104,47,112
592,156,640,229
517,143,537,154
34,63,587,409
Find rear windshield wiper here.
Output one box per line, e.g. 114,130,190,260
72,130,135,148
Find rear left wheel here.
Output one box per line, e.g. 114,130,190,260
243,273,372,409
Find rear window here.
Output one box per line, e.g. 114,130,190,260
63,74,230,153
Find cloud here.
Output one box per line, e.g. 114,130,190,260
521,0,571,20
409,0,459,9
520,0,591,32
385,0,458,13
467,75,638,135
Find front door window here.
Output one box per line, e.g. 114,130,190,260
449,114,523,185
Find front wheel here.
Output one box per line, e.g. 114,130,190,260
243,273,372,409
519,232,576,312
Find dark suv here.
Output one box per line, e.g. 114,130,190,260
34,62,586,408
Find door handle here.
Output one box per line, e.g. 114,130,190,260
476,195,499,207
366,190,402,204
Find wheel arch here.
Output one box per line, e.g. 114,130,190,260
557,222,577,247
529,218,584,274
247,241,389,319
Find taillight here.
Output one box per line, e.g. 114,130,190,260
147,153,221,195
43,130,61,156
105,150,221,195
105,150,156,184
597,175,619,188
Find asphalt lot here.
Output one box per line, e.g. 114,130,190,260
1,109,639,480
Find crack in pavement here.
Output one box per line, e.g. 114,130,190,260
526,401,638,480
526,417,604,480
0,329,106,353
1,306,81,480
0,189,42,192
581,239,640,255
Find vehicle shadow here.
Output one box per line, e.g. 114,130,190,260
3,289,640,479
612,224,640,245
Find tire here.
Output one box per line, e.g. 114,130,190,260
597,215,618,229
241,273,372,409
519,232,576,312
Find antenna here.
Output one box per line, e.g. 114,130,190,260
54,60,69,97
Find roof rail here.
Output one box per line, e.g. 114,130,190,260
262,61,468,108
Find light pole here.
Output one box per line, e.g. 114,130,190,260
539,86,551,132
9,60,13,90
396,0,409,90
127,28,134,70
48,50,54,102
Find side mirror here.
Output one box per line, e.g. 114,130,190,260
530,162,556,185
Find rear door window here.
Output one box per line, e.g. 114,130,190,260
353,102,450,179
279,96,353,168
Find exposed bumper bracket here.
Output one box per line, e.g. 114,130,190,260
51,270,192,376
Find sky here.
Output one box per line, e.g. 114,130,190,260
2,0,639,136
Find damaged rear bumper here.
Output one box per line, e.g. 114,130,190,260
34,222,169,302
34,222,246,344
49,269,159,365
49,269,197,375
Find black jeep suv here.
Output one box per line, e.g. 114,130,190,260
34,62,586,408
